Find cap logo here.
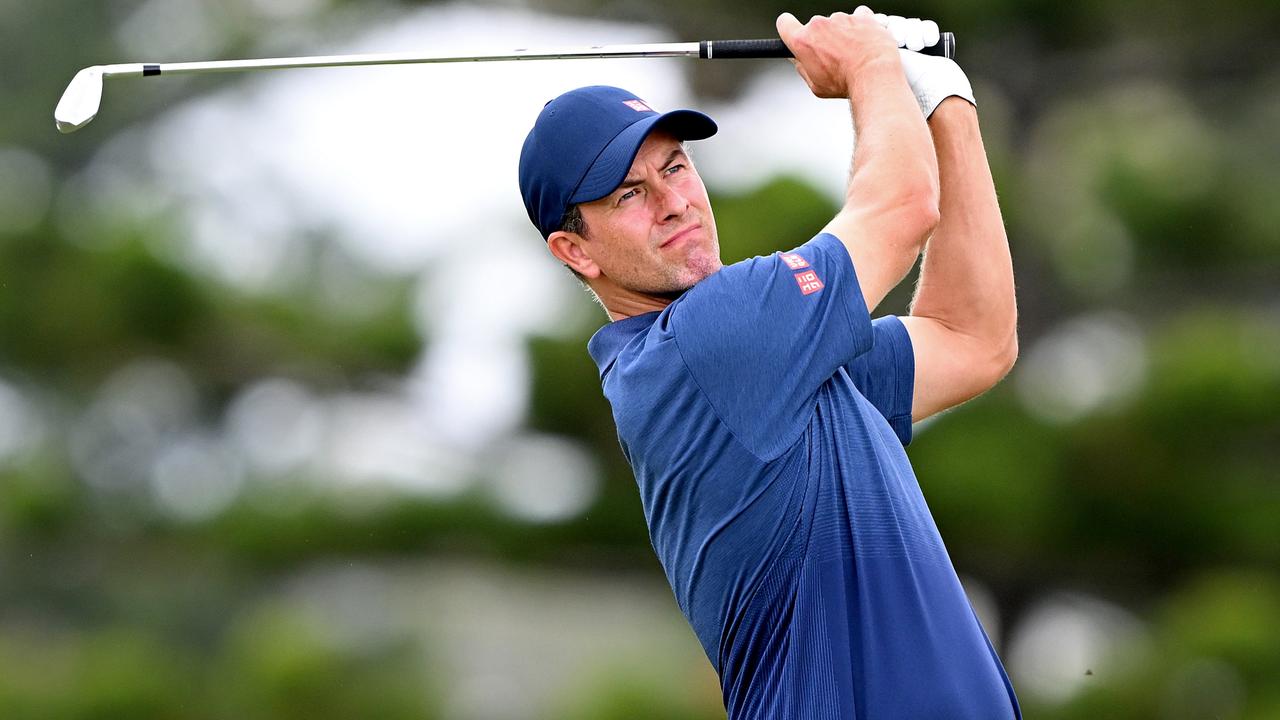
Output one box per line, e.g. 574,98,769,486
622,99,653,112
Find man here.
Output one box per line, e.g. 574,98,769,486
518,7,1019,719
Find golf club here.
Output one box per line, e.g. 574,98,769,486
54,34,955,134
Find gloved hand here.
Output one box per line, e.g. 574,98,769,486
874,13,939,52
874,13,976,118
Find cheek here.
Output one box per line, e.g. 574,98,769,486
679,175,711,205
592,225,659,275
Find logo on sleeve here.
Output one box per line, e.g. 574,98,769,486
794,270,824,295
780,252,810,270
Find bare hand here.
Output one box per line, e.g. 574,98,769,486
776,6,901,99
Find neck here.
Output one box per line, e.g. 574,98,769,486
590,276,679,321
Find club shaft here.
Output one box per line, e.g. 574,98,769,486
56,34,955,133
97,35,954,79
102,43,704,78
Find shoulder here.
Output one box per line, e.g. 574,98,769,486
692,233,850,296
670,234,853,335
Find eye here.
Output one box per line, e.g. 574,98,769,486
664,163,685,175
618,188,640,203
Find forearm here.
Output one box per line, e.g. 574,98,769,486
909,99,1017,363
776,9,940,311
846,57,939,227
828,57,940,310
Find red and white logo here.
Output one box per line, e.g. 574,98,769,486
622,99,653,112
780,252,810,270
795,270,824,295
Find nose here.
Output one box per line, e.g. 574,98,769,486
653,181,690,222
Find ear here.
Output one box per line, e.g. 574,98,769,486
547,230,602,279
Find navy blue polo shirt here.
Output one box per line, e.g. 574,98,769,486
587,233,1020,719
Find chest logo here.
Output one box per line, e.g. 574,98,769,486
794,270,824,295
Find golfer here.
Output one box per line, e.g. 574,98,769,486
519,7,1019,719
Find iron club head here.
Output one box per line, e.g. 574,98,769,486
55,66,105,134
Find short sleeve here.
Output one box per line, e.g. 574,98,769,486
669,233,875,460
846,315,916,446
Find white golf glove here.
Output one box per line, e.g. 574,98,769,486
874,13,939,52
873,13,976,118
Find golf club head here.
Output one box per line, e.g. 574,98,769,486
55,66,105,133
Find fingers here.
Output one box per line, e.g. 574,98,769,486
777,12,816,92
883,15,908,48
775,11,801,41
793,62,815,91
921,20,941,48
777,5,904,98
904,19,925,51
870,13,942,51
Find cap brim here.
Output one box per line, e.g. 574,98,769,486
570,109,717,205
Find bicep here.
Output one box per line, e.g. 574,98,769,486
898,315,1011,423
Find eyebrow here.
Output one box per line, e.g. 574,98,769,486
617,148,687,190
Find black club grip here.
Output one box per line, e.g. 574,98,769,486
700,32,955,60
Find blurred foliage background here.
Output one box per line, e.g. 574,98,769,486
2,0,1278,718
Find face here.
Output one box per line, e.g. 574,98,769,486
550,131,721,299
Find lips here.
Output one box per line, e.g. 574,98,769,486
661,224,701,249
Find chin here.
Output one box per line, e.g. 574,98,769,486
657,261,718,298
612,248,723,298
684,249,723,283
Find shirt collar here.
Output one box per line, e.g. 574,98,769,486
586,311,661,375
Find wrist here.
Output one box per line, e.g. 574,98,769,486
845,53,905,99
927,99,982,150
928,97,978,123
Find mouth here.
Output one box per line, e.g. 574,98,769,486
660,224,701,249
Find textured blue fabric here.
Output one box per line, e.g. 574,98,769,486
587,233,1021,719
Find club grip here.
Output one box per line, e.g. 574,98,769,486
701,32,955,60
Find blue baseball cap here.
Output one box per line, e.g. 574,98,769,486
519,85,717,239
